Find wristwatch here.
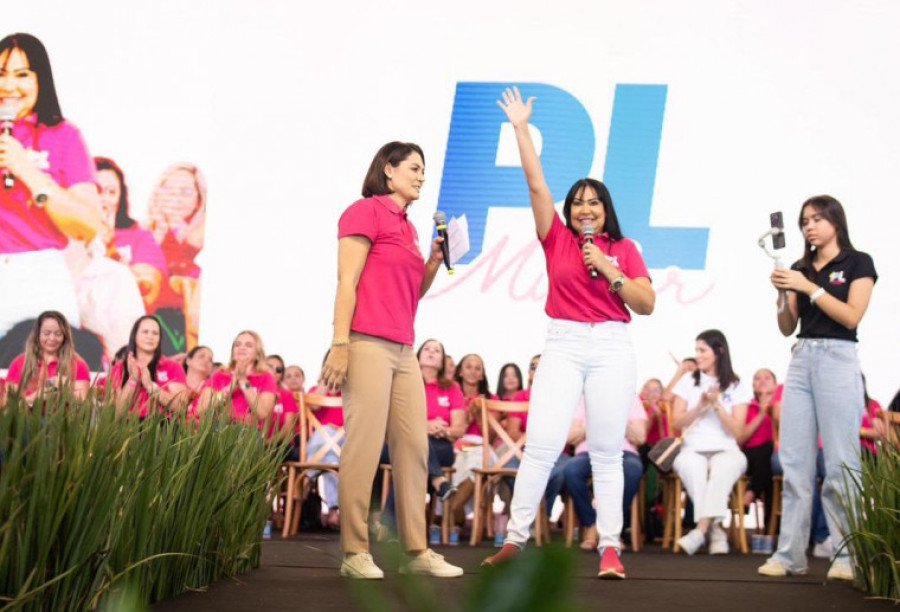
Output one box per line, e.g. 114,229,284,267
33,183,55,207
609,274,626,293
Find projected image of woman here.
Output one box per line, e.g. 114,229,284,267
0,33,104,344
482,87,655,579
758,196,877,582
320,141,462,580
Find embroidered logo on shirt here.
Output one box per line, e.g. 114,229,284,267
605,255,619,268
275,403,283,414
437,396,451,407
158,371,169,383
829,271,846,286
27,149,50,171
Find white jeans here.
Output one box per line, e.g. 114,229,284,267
0,249,80,339
505,319,636,550
673,447,746,521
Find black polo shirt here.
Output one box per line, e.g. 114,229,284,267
791,249,877,342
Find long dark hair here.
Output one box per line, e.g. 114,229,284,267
0,33,63,126
562,178,623,240
495,363,524,399
416,339,453,389
361,142,424,198
797,195,854,280
693,329,739,391
183,345,212,373
95,157,137,229
454,353,491,397
120,316,162,388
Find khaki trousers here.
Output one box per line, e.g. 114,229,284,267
339,333,428,553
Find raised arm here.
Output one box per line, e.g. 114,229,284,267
496,87,555,240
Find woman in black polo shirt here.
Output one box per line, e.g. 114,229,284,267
758,195,877,582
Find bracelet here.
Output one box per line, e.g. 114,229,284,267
331,338,350,347
809,287,826,304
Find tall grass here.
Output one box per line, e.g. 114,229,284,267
0,389,286,610
842,439,900,602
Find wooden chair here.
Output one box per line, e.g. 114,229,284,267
469,398,546,546
282,393,344,537
379,461,455,544
562,474,645,551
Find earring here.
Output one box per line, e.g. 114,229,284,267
387,175,393,180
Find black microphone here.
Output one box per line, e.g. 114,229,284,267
433,211,454,275
581,224,599,278
1,109,14,190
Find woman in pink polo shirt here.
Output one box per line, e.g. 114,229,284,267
283,365,305,394
4,310,90,403
320,141,461,580
0,34,104,343
737,368,777,528
109,315,186,418
183,345,214,402
197,330,277,424
484,88,655,579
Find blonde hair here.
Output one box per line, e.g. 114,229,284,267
227,330,270,374
20,311,79,393
146,162,207,233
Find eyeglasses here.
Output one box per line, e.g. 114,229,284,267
274,367,284,374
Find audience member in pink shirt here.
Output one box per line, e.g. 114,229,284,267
3,310,90,403
305,382,344,529
182,345,214,403
109,315,186,418
266,354,286,387
737,368,777,527
0,34,104,341
283,365,305,394
94,157,168,311
196,330,276,423
859,376,887,458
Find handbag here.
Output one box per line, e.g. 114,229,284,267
648,436,683,473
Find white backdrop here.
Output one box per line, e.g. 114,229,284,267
8,0,899,402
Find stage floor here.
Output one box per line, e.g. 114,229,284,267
154,533,892,611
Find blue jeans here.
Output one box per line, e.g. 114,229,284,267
545,454,573,511
770,338,864,571
563,450,644,533
772,448,829,544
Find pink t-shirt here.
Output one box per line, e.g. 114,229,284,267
6,353,91,394
269,387,299,439
509,388,531,432
110,356,186,418
742,398,775,449
540,215,650,323
0,116,97,253
861,399,882,455
305,385,345,427
201,369,278,422
463,392,486,437
425,380,465,422
644,401,668,445
338,195,425,346
114,226,169,274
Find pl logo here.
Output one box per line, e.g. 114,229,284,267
436,82,710,270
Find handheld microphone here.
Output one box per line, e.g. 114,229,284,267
581,224,599,278
432,211,454,275
1,109,14,190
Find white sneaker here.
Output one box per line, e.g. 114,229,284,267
812,537,833,559
340,553,384,579
826,557,854,581
400,549,464,577
758,558,808,577
708,524,729,555
677,528,706,555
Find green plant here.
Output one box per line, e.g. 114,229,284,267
0,389,286,610
841,439,900,602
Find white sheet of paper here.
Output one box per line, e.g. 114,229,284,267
447,215,470,266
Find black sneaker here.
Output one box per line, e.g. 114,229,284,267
438,481,457,502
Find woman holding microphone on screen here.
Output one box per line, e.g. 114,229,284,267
482,87,655,579
320,141,462,580
758,196,877,582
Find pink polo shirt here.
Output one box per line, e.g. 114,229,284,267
110,356,186,418
6,353,90,395
425,380,466,422
540,215,650,323
268,387,300,439
861,399,882,455
305,385,344,427
463,392,486,437
742,398,774,449
0,115,97,253
509,389,531,432
201,369,278,422
114,226,169,274
644,401,668,445
338,195,425,345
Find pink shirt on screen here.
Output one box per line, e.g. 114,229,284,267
425,380,465,422
540,215,650,323
305,385,344,428
6,353,91,395
201,369,278,422
114,227,169,274
110,356,186,418
338,195,425,346
0,115,98,253
742,398,774,449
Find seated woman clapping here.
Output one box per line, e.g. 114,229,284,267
182,345,214,402
672,329,750,555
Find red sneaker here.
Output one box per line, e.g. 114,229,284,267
481,543,521,567
598,547,626,579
